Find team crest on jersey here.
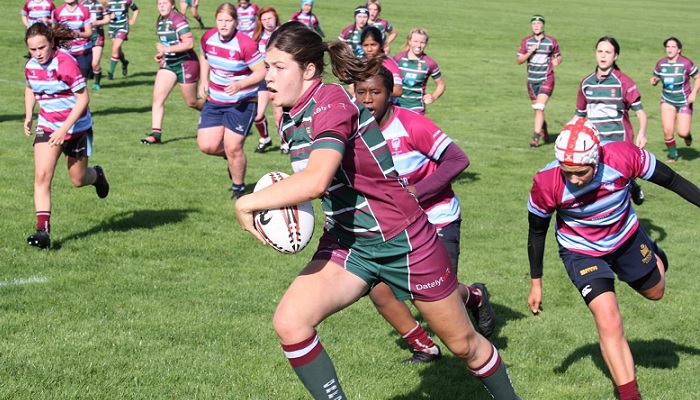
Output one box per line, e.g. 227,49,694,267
391,137,401,150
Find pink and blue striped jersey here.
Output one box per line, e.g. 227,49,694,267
200,29,263,104
289,11,319,30
25,50,93,137
53,3,93,55
236,3,258,38
383,57,402,90
381,106,460,227
22,0,55,26
257,30,272,55
528,142,656,256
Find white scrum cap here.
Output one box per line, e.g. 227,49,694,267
555,118,601,167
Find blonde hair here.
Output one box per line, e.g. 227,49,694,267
400,27,429,53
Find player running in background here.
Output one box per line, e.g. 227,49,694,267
366,0,395,54
83,0,111,90
355,66,496,364
289,0,324,37
106,0,138,80
575,37,647,205
235,0,257,38
393,27,444,115
651,37,700,162
235,21,521,400
251,6,284,154
517,14,561,147
197,2,265,199
527,117,700,400
142,0,204,144
24,22,110,250
338,5,369,58
52,0,94,78
179,0,204,29
359,26,401,98
22,0,55,28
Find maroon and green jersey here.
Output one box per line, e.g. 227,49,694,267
281,79,424,247
393,51,441,113
82,0,104,40
517,34,560,84
576,69,643,144
652,55,699,107
157,11,193,64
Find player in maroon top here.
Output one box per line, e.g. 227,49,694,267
234,21,521,400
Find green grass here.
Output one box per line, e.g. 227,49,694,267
1,0,700,399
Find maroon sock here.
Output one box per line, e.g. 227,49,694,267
36,211,51,232
617,380,640,400
464,285,482,310
401,322,436,352
255,117,269,140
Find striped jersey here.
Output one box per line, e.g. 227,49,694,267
652,55,699,106
236,3,258,38
528,142,656,257
53,3,93,55
25,50,93,137
257,30,272,55
576,69,643,144
82,0,105,38
338,24,364,57
22,0,55,26
289,11,319,30
393,51,441,112
280,79,424,247
107,0,135,30
200,29,263,104
381,106,460,227
517,34,560,83
157,11,193,63
368,19,393,40
383,57,403,91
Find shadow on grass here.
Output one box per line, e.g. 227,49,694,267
639,217,667,243
454,170,480,184
91,105,153,116
385,303,527,399
677,146,699,162
161,135,198,144
53,208,197,249
554,338,700,377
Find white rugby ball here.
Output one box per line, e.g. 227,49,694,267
253,171,315,254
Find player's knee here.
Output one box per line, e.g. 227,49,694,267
532,103,546,111
442,327,480,361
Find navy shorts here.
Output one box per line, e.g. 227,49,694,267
34,128,93,158
74,52,93,77
559,226,658,293
198,101,257,136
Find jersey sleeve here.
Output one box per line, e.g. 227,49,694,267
310,90,358,153
517,37,528,56
425,56,441,79
622,75,643,112
527,167,559,218
575,81,588,116
550,37,561,58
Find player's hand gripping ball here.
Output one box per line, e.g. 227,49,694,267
253,172,315,254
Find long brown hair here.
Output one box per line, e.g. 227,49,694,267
252,6,279,43
268,21,382,85
25,22,75,50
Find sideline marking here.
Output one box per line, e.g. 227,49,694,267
0,276,48,288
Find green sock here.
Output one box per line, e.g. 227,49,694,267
292,347,345,400
668,144,678,159
196,16,204,28
472,346,519,399
94,71,102,85
109,60,117,74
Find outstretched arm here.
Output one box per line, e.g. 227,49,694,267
411,142,468,203
647,160,700,207
527,211,551,315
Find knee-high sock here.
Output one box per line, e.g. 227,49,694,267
470,343,519,399
281,331,346,400
255,117,269,140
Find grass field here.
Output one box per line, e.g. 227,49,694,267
1,0,700,398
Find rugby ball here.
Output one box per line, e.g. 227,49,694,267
253,172,315,254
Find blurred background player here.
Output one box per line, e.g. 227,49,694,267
142,0,204,144
527,118,700,400
289,0,324,37
106,0,139,80
252,6,284,154
179,0,204,29
355,67,496,364
516,14,561,147
197,2,265,199
52,0,94,78
651,37,700,162
393,27,444,115
22,0,55,29
24,22,110,249
83,0,112,90
366,0,395,54
575,37,647,205
338,5,369,58
360,26,401,98
235,0,257,38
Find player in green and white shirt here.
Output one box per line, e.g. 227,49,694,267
106,0,138,80
393,27,444,115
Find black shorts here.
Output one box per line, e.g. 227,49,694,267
436,219,461,271
34,128,93,158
